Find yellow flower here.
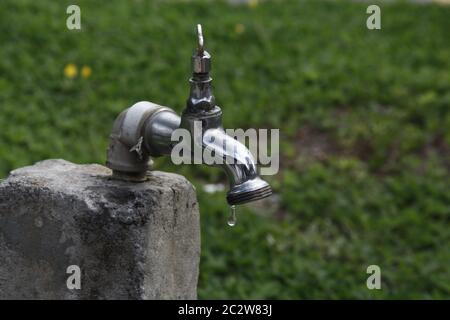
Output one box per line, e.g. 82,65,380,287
235,23,245,35
248,0,259,9
81,66,92,78
64,63,78,79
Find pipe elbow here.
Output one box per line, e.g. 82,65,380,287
106,101,178,181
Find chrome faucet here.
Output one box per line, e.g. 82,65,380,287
106,25,272,205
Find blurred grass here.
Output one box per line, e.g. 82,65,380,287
0,0,449,298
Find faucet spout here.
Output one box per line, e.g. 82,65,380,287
203,128,272,205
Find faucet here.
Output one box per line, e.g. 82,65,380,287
106,25,272,206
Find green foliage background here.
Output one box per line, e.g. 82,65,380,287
0,0,449,298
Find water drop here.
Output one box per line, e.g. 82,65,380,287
227,205,237,227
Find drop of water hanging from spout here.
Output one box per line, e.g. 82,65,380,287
227,205,236,227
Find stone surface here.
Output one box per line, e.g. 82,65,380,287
0,159,200,299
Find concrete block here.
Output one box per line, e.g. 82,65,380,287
0,159,200,299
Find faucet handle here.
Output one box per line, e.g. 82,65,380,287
186,24,216,113
192,24,211,74
197,24,204,54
